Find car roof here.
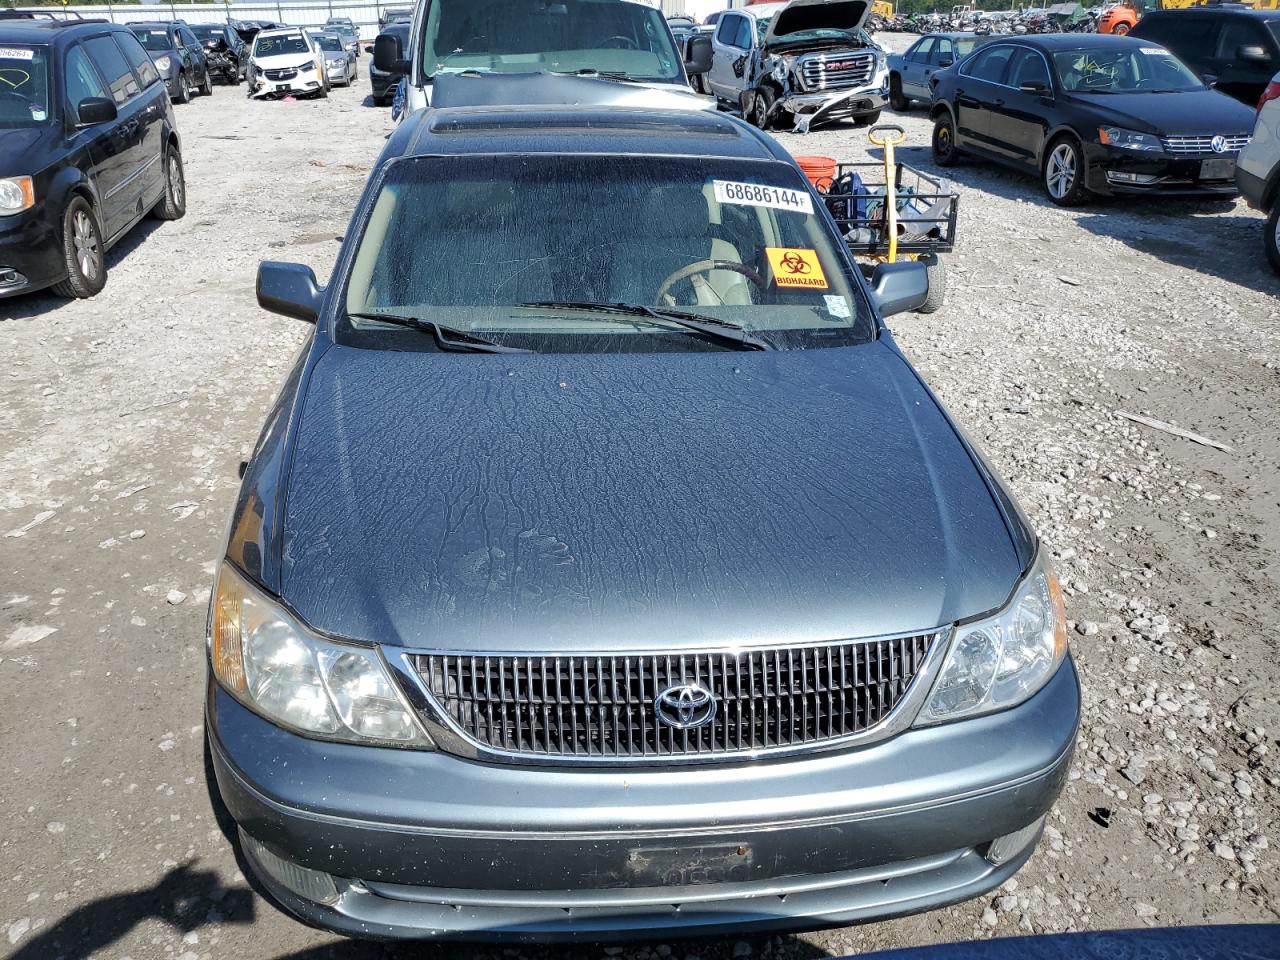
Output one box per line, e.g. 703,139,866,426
257,27,306,37
0,18,115,43
1144,5,1280,16
921,31,981,39
982,33,1153,51
740,3,787,19
389,105,790,166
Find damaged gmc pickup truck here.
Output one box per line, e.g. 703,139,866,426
707,0,889,132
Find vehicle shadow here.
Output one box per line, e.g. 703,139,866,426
0,218,167,321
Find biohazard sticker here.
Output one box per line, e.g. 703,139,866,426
766,247,828,290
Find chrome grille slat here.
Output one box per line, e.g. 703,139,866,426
411,633,940,762
1159,134,1250,156
799,51,877,92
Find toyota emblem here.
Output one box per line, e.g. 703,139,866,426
1210,135,1228,154
654,682,717,730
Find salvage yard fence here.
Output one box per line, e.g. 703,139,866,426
17,0,696,41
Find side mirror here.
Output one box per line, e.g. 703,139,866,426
938,56,954,67
1019,80,1049,95
77,96,117,126
1200,72,1218,87
257,261,322,323
1238,44,1270,63
373,33,409,75
870,261,929,318
685,35,713,76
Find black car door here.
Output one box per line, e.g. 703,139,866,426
1210,17,1277,105
954,44,1016,149
81,35,146,237
113,31,167,207
986,47,1053,166
177,26,207,86
63,43,129,233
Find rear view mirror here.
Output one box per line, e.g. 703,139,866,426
685,35,712,76
1238,44,1270,63
257,261,322,323
870,262,929,318
1201,72,1218,87
77,96,116,126
373,33,409,75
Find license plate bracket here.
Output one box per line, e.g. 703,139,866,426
625,842,754,887
1200,158,1235,180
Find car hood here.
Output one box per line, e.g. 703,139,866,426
764,0,871,48
0,127,54,177
251,53,315,69
280,342,1023,653
1068,88,1255,136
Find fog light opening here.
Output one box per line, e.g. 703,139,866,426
1106,171,1162,185
983,815,1046,866
240,829,339,904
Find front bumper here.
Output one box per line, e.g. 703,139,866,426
370,72,396,100
0,204,63,299
1084,143,1242,197
249,70,323,99
208,656,1079,942
782,83,889,133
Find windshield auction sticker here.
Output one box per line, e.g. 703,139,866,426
0,48,35,61
766,247,828,289
713,180,813,215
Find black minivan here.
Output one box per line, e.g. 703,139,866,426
1131,6,1280,107
0,18,185,299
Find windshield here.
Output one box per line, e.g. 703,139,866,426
0,44,50,127
130,28,174,52
253,33,309,58
342,155,872,353
315,36,343,51
422,0,682,83
1052,44,1203,92
191,26,225,41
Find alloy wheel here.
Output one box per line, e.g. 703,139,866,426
168,155,185,210
72,210,100,281
1046,143,1076,199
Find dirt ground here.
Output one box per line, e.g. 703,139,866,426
2,35,1278,960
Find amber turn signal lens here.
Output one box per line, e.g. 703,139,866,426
1047,568,1069,661
211,565,248,695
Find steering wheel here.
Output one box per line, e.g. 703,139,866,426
602,35,639,49
655,259,768,306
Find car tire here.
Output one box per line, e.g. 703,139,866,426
855,109,881,126
916,254,946,314
890,75,910,111
174,71,191,104
1043,136,1090,206
1266,204,1280,274
932,112,960,167
51,196,107,300
750,88,775,129
200,70,213,96
152,145,186,221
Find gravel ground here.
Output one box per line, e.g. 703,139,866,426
2,36,1279,960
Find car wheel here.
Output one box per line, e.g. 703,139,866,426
152,145,186,221
855,110,881,126
750,89,774,129
915,254,946,314
174,71,191,104
200,70,213,96
1043,136,1090,206
51,197,106,299
932,112,960,167
1266,204,1280,274
890,75,910,111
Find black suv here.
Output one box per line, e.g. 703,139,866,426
1131,6,1280,107
128,21,211,103
0,18,185,300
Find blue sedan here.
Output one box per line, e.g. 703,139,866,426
889,32,989,110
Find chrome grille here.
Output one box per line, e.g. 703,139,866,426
799,51,877,92
264,67,298,81
1159,135,1250,156
411,633,939,761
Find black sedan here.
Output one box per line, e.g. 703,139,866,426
928,35,1256,205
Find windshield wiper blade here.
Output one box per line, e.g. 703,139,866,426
347,312,534,354
518,301,770,351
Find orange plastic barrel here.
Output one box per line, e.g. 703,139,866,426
794,155,837,193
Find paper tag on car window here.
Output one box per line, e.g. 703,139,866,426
766,247,828,289
0,47,34,61
1139,46,1168,55
713,180,813,215
824,295,851,318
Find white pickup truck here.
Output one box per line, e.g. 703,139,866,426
373,0,713,116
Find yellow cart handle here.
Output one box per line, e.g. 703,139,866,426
868,125,907,263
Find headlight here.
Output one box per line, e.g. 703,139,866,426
153,55,171,72
916,552,1068,726
0,177,34,215
299,59,316,72
210,563,432,746
1098,126,1163,152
